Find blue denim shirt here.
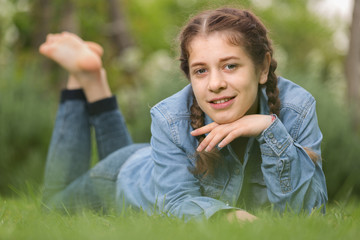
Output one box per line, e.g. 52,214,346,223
115,77,328,220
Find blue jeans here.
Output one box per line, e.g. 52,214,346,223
43,89,147,212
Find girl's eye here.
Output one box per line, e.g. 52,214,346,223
224,64,237,70
195,68,207,75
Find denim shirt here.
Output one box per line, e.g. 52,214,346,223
116,77,328,220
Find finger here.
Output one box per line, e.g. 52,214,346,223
197,126,230,152
218,126,246,148
191,122,219,136
204,132,228,152
203,123,243,150
191,122,217,136
196,130,218,152
235,210,258,222
218,132,237,148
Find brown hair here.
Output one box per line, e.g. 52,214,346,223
179,8,315,176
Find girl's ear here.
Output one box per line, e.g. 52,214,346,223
259,52,271,85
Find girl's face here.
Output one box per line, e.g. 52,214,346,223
188,32,269,124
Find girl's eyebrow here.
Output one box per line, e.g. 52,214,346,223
190,62,206,68
219,56,240,62
190,56,240,68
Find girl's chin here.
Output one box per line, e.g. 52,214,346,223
211,115,239,124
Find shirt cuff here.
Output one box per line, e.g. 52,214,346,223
256,116,293,156
188,199,239,220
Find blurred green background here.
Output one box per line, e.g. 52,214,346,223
0,0,359,204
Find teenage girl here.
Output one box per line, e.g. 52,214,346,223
40,7,327,221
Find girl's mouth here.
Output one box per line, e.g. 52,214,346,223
209,96,235,109
211,97,234,104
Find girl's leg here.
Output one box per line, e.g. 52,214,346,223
44,90,142,212
87,84,133,160
40,32,137,211
40,33,102,207
43,90,139,212
42,90,91,207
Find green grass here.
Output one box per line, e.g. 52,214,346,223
1,192,359,240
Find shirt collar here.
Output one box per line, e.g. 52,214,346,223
259,85,270,115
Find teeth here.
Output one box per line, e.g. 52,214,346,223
213,98,231,104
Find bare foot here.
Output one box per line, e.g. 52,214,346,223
66,41,104,90
40,32,112,102
85,41,103,57
39,32,102,73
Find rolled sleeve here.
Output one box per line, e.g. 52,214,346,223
257,116,293,156
256,101,327,213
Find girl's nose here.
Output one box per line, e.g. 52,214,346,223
208,71,227,92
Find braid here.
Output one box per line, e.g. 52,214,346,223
264,58,281,116
263,58,319,163
190,97,222,176
190,97,205,142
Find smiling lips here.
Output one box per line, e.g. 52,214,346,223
209,96,235,109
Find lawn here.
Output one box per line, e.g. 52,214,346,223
0,191,359,240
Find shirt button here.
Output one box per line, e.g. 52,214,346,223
277,143,282,149
268,133,274,139
234,168,241,175
271,138,277,144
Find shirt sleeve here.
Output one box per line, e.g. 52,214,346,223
256,99,328,213
150,105,236,221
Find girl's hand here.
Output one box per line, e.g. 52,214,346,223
227,210,258,223
191,114,274,152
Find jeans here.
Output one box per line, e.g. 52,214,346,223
43,89,147,212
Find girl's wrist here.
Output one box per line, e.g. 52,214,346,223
265,114,276,129
271,114,276,122
261,114,276,134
